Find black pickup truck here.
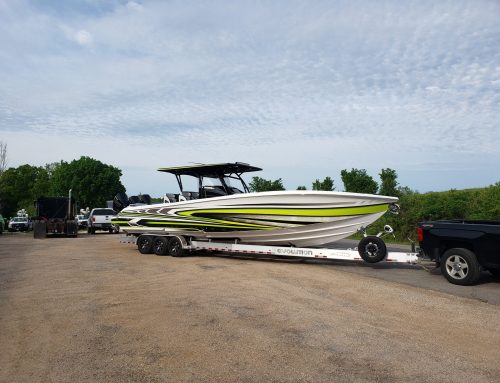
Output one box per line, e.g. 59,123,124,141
418,220,500,285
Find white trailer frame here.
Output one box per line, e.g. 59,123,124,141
190,240,419,264
121,234,420,265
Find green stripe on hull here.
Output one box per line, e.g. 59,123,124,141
116,212,274,229
179,204,389,217
143,221,274,230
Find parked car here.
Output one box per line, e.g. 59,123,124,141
88,208,117,234
8,216,31,232
76,214,88,230
0,214,5,234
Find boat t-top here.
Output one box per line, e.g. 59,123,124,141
112,162,399,247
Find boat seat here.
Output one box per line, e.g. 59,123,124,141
164,193,176,203
182,191,199,200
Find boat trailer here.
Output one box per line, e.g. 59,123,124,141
120,225,420,265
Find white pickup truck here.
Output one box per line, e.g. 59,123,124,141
8,216,31,232
87,208,117,234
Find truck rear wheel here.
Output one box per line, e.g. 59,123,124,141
441,248,481,285
358,236,387,263
137,235,153,254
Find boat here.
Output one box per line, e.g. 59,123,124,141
112,162,399,247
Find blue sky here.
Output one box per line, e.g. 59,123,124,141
1,0,499,196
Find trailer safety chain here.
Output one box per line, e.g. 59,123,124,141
417,259,439,272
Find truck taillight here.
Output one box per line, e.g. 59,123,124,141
92,217,95,222
417,227,423,241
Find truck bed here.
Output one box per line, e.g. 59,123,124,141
418,220,500,285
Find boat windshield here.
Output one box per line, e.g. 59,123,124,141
202,177,224,188
223,176,244,194
199,175,245,198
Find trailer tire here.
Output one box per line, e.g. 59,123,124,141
358,236,387,263
137,235,154,254
168,236,184,257
441,248,481,285
153,237,169,256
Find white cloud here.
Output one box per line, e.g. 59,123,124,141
75,29,92,45
125,1,143,12
60,25,93,46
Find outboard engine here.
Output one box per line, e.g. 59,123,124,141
128,195,141,205
138,194,152,205
113,192,129,212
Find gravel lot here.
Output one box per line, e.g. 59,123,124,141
1,233,499,382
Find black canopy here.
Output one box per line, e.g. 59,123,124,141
157,162,262,178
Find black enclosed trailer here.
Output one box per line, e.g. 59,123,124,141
33,196,78,238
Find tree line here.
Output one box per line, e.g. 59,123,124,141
0,156,125,218
371,182,500,241
249,168,400,196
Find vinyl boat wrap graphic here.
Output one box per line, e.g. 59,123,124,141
113,188,397,247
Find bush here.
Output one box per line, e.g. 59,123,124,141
365,184,500,242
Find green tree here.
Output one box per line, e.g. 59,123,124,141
0,164,50,217
297,186,307,190
379,168,399,196
249,177,285,192
340,168,378,194
50,156,125,209
312,176,335,191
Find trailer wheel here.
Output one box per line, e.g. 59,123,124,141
441,248,480,285
137,235,153,254
153,237,169,256
168,236,184,257
358,236,387,263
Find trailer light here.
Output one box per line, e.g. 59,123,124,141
417,227,423,241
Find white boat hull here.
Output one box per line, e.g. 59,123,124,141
113,191,397,247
